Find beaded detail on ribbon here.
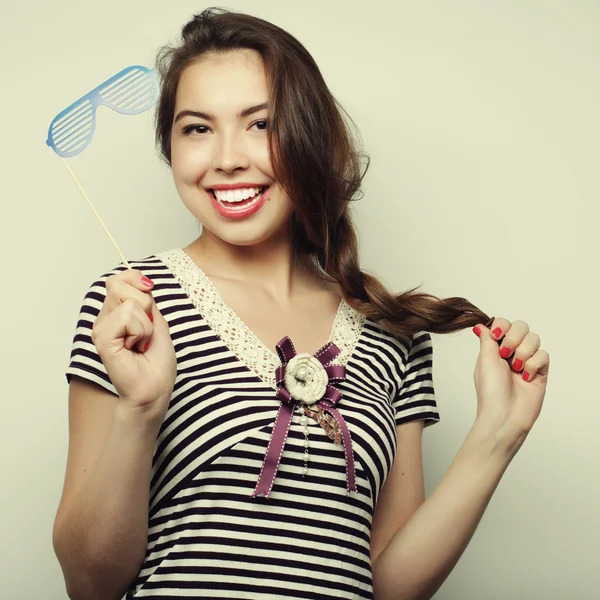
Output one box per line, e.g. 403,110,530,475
299,403,343,478
299,405,310,476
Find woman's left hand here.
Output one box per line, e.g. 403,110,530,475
472,318,550,450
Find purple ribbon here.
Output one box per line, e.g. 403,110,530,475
252,337,357,499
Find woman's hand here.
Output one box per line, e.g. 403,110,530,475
91,269,177,423
472,318,550,451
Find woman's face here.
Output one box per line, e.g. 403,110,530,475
170,49,294,247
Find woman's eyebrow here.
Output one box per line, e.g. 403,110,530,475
174,102,268,123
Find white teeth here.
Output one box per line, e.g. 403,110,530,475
213,187,262,203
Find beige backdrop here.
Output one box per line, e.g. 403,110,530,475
1,1,598,598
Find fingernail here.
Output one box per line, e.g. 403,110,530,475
492,328,503,338
523,371,530,382
500,347,512,359
143,341,151,352
512,358,523,371
141,276,154,287
148,311,154,323
473,326,481,337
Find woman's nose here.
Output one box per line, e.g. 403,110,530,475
212,134,250,173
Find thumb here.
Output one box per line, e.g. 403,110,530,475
474,322,503,359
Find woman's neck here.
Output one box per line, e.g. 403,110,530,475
184,232,324,302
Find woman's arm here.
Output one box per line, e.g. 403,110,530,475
53,379,160,600
370,421,426,566
371,421,520,600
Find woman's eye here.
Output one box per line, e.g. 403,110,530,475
252,120,268,131
182,125,208,135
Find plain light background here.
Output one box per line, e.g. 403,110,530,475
1,1,598,598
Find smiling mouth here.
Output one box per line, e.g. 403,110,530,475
209,186,269,207
206,185,271,219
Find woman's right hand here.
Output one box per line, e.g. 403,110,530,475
91,269,177,423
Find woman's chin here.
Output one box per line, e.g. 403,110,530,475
184,190,295,249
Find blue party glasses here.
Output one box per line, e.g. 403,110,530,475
46,65,158,157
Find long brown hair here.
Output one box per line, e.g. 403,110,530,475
155,7,492,337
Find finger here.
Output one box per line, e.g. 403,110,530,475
106,268,154,292
100,298,154,353
484,317,513,342
124,313,147,352
105,270,154,299
474,320,511,360
521,348,550,382
122,299,156,353
104,272,155,315
508,331,541,372
496,320,531,360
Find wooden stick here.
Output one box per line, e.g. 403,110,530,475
60,156,131,269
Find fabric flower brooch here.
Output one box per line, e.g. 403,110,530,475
252,336,357,499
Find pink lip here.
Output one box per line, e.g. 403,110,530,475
208,182,269,191
208,187,270,220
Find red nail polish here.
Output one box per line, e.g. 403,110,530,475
141,276,154,287
523,371,530,382
473,326,481,336
512,359,523,371
143,341,150,352
500,347,512,359
148,312,154,323
492,328,503,338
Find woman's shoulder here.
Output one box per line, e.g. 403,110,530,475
79,249,183,298
358,312,430,363
125,249,182,276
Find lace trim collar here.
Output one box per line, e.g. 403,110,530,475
157,248,366,388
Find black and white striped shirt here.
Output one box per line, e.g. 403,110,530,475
66,248,439,599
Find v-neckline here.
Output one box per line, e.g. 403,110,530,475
183,249,345,362
157,247,366,389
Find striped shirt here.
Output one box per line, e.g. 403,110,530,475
66,248,439,599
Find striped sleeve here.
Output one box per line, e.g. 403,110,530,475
392,331,440,427
65,269,125,396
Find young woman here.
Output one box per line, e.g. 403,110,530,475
52,8,550,600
